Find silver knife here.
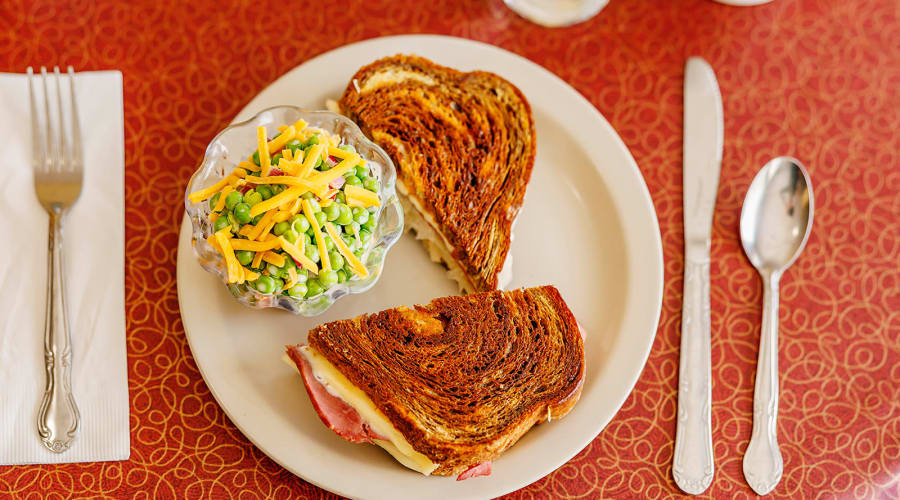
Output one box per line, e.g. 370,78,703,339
673,57,723,495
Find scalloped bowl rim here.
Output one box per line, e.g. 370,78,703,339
183,105,404,315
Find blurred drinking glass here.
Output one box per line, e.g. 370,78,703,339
504,0,609,27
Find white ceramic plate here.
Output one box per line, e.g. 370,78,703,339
176,35,663,500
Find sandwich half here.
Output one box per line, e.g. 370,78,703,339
285,286,585,479
338,55,536,293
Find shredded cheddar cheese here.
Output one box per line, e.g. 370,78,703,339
249,186,308,217
302,199,331,272
257,126,272,176
213,185,233,212
262,251,286,267
344,185,380,207
297,144,323,179
324,222,368,278
279,236,318,274
215,229,241,283
191,118,382,298
230,239,280,252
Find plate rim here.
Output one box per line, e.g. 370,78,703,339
177,34,664,499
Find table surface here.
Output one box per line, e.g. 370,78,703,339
2,0,898,498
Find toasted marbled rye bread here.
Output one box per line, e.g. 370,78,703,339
338,55,536,293
298,286,584,476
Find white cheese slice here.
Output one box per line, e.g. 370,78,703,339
285,349,438,475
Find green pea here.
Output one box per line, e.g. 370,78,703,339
245,191,263,207
291,215,310,234
252,151,260,166
305,279,323,297
254,275,275,294
282,229,298,244
301,191,314,200
304,136,319,147
213,215,230,233
353,209,369,225
342,234,358,252
235,250,253,266
224,191,242,210
257,185,273,200
305,244,320,263
323,236,335,251
271,153,282,166
287,283,308,297
324,203,341,221
335,191,346,204
344,175,362,187
272,277,284,291
208,192,221,210
250,213,263,225
286,139,303,154
314,211,327,228
302,233,312,246
233,203,252,224
319,270,338,288
267,263,284,278
271,184,284,195
363,178,379,192
354,165,368,178
335,205,353,225
319,161,332,171
294,269,308,284
329,251,344,271
339,144,356,153
273,221,290,236
336,269,348,283
307,198,321,213
359,229,372,243
344,221,360,235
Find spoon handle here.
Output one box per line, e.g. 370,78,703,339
743,273,784,495
673,257,714,494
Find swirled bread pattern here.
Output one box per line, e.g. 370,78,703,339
304,286,584,475
339,55,536,292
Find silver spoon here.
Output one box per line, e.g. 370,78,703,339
739,156,814,495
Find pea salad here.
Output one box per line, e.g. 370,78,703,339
188,120,382,299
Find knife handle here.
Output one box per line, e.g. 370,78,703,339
673,257,714,494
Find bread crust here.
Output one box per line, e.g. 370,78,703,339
339,55,536,292
305,286,585,475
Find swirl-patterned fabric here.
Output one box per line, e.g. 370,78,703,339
1,0,897,498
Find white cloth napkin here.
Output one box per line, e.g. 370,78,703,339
0,71,129,464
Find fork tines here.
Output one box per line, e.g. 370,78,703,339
27,66,83,176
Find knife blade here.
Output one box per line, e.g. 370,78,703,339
673,56,723,495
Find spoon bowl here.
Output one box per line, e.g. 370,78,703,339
739,156,814,495
740,157,814,274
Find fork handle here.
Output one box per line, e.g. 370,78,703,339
37,211,80,453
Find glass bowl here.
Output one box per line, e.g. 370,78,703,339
184,106,404,316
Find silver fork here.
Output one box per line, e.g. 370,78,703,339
29,66,83,453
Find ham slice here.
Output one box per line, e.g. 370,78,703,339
456,461,492,480
287,346,386,443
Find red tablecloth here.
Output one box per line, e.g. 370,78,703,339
2,0,898,498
